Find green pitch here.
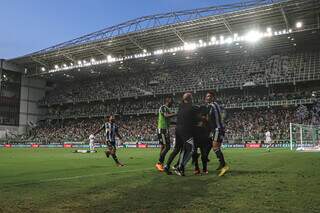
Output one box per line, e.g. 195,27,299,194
0,148,319,213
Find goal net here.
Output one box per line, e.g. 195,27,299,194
289,123,320,152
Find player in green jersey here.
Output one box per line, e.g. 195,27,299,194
155,97,176,172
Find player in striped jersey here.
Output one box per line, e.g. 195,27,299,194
94,115,124,167
205,91,229,176
155,97,176,172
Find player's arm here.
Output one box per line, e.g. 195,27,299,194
208,108,219,142
164,111,176,118
161,106,176,118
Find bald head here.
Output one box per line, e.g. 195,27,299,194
182,92,193,103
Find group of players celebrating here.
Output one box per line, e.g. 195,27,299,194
87,91,229,176
155,91,229,176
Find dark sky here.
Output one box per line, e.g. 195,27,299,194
0,0,240,59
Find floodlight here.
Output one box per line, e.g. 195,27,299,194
245,30,262,42
296,22,302,28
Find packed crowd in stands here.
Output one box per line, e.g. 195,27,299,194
33,116,157,143
27,102,320,144
45,86,319,119
41,51,320,105
21,50,320,144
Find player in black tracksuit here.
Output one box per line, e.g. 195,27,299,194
163,93,199,176
192,105,212,175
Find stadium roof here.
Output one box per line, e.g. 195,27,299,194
8,0,320,79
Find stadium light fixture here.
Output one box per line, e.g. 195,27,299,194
226,37,233,44
107,55,114,62
91,58,95,63
245,30,262,43
199,39,203,43
184,42,197,51
267,27,272,32
41,67,46,71
211,36,216,42
143,49,147,53
77,60,82,65
219,36,225,44
63,64,67,67
296,21,302,28
54,65,59,69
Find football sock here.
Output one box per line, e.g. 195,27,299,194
111,154,120,164
159,144,170,164
214,148,225,167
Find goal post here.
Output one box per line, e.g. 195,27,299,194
289,123,320,151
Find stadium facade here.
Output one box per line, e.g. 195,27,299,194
2,0,320,142
0,60,46,136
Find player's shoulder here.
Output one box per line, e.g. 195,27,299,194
159,104,166,110
160,104,170,112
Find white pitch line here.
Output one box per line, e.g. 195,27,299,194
4,168,155,187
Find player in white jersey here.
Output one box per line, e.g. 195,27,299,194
265,131,273,151
73,135,97,153
89,134,96,151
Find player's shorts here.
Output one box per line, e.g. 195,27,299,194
210,128,225,144
175,129,194,148
158,128,170,145
193,127,211,149
106,140,116,149
89,142,94,149
266,138,272,144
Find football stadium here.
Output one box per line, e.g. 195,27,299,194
1,0,320,212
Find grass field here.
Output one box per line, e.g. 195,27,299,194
0,148,319,213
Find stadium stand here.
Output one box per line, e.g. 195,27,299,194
40,51,320,105
4,0,320,146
